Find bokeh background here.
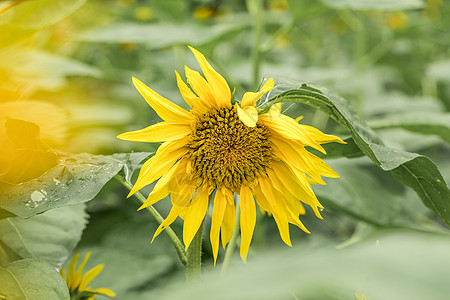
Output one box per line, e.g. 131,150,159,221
1,0,450,299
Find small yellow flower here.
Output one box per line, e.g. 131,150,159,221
61,252,115,300
193,6,216,20
134,6,153,21
386,12,408,30
118,46,345,263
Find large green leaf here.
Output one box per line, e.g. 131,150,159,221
158,232,450,300
0,204,87,267
259,83,450,225
315,158,431,228
0,152,150,219
0,258,69,300
367,113,450,143
319,0,424,11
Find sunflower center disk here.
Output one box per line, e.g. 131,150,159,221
188,107,274,193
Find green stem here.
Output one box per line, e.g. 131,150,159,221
221,197,240,275
247,0,264,89
114,175,187,266
185,220,204,282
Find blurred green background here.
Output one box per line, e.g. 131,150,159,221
1,0,450,299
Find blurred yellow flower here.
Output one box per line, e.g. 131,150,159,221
134,6,153,21
118,47,344,263
193,6,216,20
386,12,408,30
0,101,66,184
61,252,115,300
269,0,289,12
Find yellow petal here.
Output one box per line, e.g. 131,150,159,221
92,288,116,297
268,102,281,115
241,78,274,107
137,159,189,210
301,124,346,144
79,264,104,291
129,138,189,196
66,253,79,290
257,177,294,245
272,136,339,182
152,206,184,243
239,185,256,263
266,166,306,217
236,104,258,127
117,121,191,143
188,46,231,108
260,114,325,153
210,187,227,265
74,252,92,289
220,189,235,249
183,187,210,250
271,137,325,185
175,70,209,114
132,77,193,122
185,65,216,108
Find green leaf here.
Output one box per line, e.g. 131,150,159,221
315,158,427,227
367,113,450,143
0,152,149,219
319,0,424,11
0,258,69,300
427,59,450,82
260,83,450,226
158,232,450,299
76,22,248,49
0,204,87,267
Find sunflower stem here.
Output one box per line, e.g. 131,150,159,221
247,0,264,89
186,220,204,282
221,197,240,275
114,174,187,267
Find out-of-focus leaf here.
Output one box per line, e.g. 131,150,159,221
427,59,450,82
0,152,149,219
0,0,86,49
0,204,87,268
260,82,450,226
368,113,450,143
158,233,450,300
319,0,424,11
0,0,86,29
0,47,101,91
0,258,69,300
76,22,248,49
363,94,445,116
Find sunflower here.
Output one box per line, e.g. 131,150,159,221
60,252,115,300
118,46,345,263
